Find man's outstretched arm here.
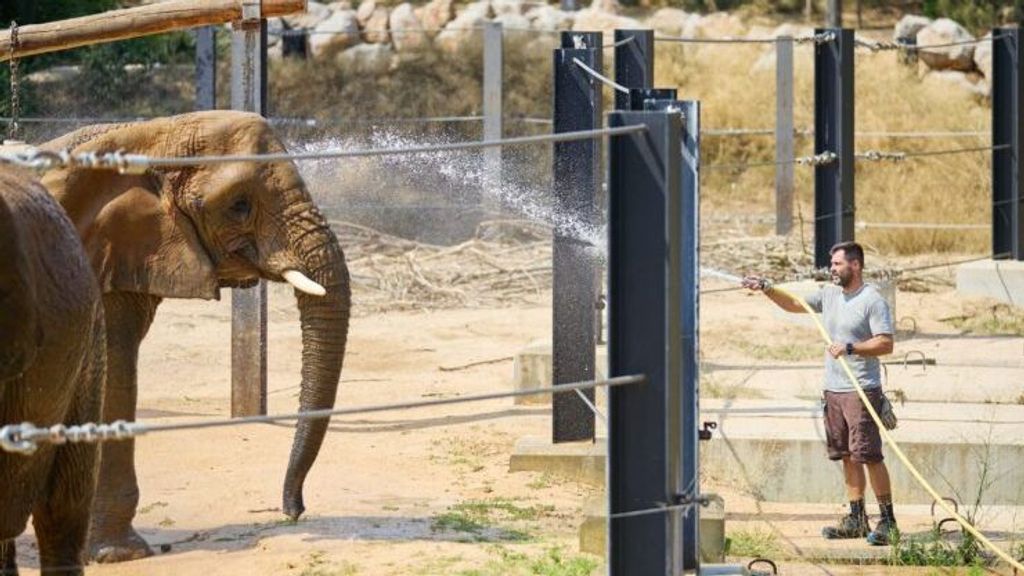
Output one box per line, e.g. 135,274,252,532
742,276,808,314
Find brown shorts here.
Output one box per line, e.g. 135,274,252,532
823,388,884,464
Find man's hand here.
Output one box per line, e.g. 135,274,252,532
828,343,847,359
741,275,772,292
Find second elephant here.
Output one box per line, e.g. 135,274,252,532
41,111,352,562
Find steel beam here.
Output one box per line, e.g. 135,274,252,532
551,31,601,443
814,28,854,268
483,22,504,212
195,26,217,110
993,28,1024,260
608,109,686,575
776,36,794,235
614,29,654,110
230,3,268,417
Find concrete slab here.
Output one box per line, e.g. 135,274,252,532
508,401,1024,505
957,259,1024,306
579,493,726,563
511,340,606,405
507,435,605,485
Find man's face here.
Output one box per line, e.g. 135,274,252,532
830,250,859,287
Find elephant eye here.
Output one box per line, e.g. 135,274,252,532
228,197,251,220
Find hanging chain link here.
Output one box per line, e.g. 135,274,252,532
7,20,20,142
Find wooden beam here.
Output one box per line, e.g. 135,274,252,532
0,0,306,62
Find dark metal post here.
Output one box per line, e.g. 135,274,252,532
552,31,601,443
608,109,686,575
827,0,842,28
814,28,854,268
230,1,269,417
993,28,1024,261
282,29,308,59
195,26,217,110
614,29,653,110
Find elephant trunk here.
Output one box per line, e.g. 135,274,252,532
280,205,350,520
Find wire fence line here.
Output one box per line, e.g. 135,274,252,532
0,125,647,173
654,31,835,45
0,374,645,455
571,56,628,94
704,151,836,171
855,33,1007,52
855,221,990,231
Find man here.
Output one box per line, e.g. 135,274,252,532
742,241,897,546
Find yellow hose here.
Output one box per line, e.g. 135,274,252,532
771,285,1024,572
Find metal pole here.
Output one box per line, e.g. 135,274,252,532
827,0,842,28
776,36,794,235
552,31,601,443
993,28,1024,261
483,21,503,212
614,29,653,110
195,26,217,111
814,28,854,268
608,108,685,576
230,1,268,417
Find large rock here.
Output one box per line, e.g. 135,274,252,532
283,0,331,29
494,12,531,31
356,0,378,25
589,0,620,14
646,7,689,37
336,42,394,75
922,69,987,99
416,0,455,35
571,8,641,40
684,11,746,39
390,3,429,51
525,5,574,32
434,2,491,53
266,17,284,47
770,22,814,40
917,18,976,72
893,14,931,42
362,6,390,44
309,9,360,58
974,32,993,80
492,0,525,16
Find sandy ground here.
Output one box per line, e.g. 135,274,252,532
12,268,1024,575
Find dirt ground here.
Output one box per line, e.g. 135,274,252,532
11,245,1024,575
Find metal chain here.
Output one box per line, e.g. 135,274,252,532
1,374,645,455
7,20,19,141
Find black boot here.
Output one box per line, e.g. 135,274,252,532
822,499,870,539
867,501,897,546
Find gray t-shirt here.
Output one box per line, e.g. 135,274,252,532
804,283,894,392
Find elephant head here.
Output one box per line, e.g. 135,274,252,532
40,111,350,520
0,168,42,383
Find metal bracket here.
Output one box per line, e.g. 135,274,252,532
698,421,717,441
241,0,262,21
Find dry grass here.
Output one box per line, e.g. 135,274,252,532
652,40,993,255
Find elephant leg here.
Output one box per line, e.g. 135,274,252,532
89,292,160,564
0,540,16,576
33,446,96,576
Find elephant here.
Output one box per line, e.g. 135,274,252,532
39,110,352,562
0,164,107,576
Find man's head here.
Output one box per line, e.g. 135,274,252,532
829,241,864,288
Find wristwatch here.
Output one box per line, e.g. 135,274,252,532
845,342,854,356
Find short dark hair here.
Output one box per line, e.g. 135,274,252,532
830,241,864,266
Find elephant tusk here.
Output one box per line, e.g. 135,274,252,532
283,270,326,296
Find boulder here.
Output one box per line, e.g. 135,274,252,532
917,18,975,72
589,0,620,14
492,0,525,16
416,0,455,35
922,69,987,99
571,8,642,40
327,1,353,10
309,9,360,58
284,0,331,29
494,13,531,31
893,14,931,42
266,17,284,47
526,5,574,32
434,2,491,53
974,32,993,80
390,3,429,51
685,11,746,39
336,42,394,75
362,6,390,44
356,0,378,26
769,23,814,40
647,7,689,37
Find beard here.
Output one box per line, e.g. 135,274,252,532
831,269,853,287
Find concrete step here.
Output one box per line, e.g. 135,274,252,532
508,400,1024,505
512,339,606,405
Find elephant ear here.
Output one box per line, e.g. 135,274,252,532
41,167,219,300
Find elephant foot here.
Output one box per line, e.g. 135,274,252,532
89,528,153,564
